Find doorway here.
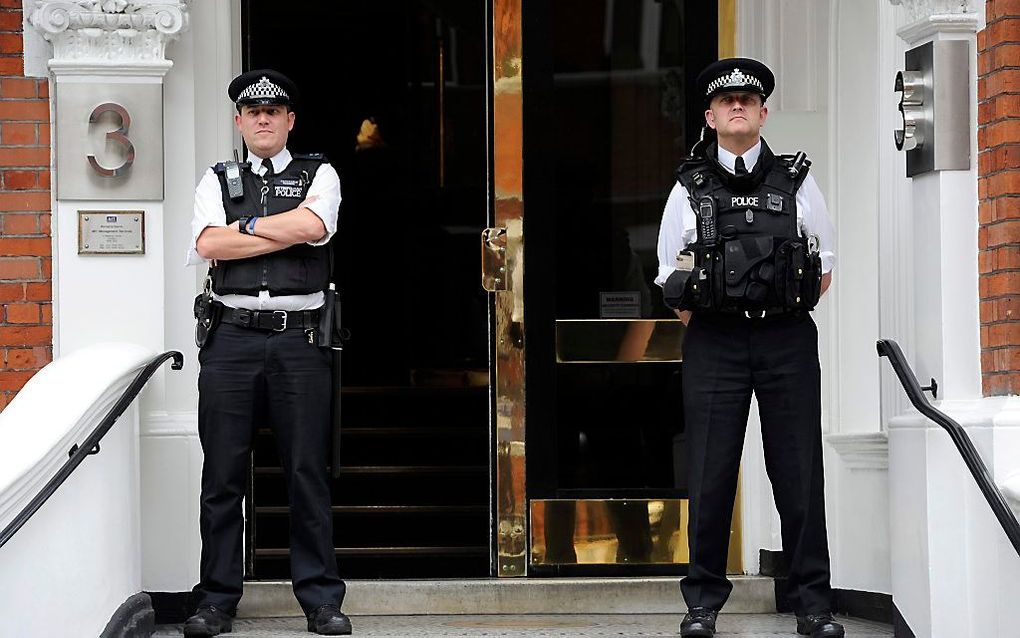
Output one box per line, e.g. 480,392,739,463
243,0,491,579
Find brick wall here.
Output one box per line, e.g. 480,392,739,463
0,1,52,411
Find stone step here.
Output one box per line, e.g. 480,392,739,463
235,577,776,618
154,613,895,637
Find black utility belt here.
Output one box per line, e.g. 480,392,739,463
214,302,320,331
698,308,806,320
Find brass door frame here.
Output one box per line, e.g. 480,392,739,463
486,0,526,577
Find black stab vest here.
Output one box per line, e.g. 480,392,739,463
210,153,331,297
673,140,822,313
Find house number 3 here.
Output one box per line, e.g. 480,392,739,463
86,103,135,177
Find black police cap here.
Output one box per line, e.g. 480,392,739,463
697,58,775,103
228,69,298,108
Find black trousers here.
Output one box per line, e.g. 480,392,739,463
194,323,344,615
680,311,832,614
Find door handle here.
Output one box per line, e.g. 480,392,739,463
481,227,508,292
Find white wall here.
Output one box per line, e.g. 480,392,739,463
139,0,242,593
0,345,152,638
735,0,893,596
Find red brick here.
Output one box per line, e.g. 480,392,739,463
1,169,36,190
985,346,1020,372
988,0,1020,23
984,69,1020,97
40,257,50,278
984,373,1020,396
981,199,994,224
0,370,35,392
980,95,1020,124
0,147,49,167
979,49,992,77
0,11,22,31
985,271,1020,298
980,225,989,250
37,212,49,234
39,303,50,325
0,257,38,280
0,0,23,7
36,81,47,99
0,283,22,302
0,77,35,99
0,325,51,346
984,245,1020,272
984,18,1020,47
987,322,1020,347
979,115,1020,151
4,302,38,324
0,122,35,146
24,281,48,302
38,122,48,145
5,348,40,369
983,145,1020,173
0,100,48,122
983,196,1020,222
0,33,22,54
0,192,50,212
0,238,50,257
988,171,1020,197
0,58,24,76
980,249,995,274
1,213,38,234
0,393,8,412
980,176,990,200
986,220,1020,248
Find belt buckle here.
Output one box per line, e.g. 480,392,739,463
744,309,766,319
272,310,288,331
236,309,252,327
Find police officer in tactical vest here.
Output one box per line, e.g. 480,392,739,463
655,59,842,638
184,69,351,636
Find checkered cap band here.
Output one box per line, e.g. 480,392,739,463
705,68,765,95
238,76,289,102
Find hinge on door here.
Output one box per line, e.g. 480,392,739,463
481,227,508,292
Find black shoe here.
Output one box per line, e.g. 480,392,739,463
797,612,845,638
679,607,718,637
183,606,232,637
307,604,353,635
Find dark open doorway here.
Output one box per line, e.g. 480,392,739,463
243,0,491,579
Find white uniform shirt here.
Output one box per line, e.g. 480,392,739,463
186,147,341,310
654,140,836,288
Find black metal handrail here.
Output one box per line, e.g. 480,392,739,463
0,350,183,550
877,338,1020,557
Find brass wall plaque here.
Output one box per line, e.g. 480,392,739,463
78,211,145,255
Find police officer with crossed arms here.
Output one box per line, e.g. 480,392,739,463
184,69,350,636
655,58,843,638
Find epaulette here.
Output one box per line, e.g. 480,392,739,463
212,161,250,174
774,151,811,189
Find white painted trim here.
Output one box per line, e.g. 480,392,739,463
0,343,153,530
827,432,890,470
142,411,198,437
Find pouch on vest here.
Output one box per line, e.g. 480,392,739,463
775,239,822,309
662,269,691,310
723,236,774,301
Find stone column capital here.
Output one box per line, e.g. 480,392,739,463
888,0,982,43
28,0,189,75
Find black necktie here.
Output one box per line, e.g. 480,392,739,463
261,158,274,177
734,156,748,176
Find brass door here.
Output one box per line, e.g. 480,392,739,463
485,0,742,576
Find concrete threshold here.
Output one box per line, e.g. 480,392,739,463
236,577,776,618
